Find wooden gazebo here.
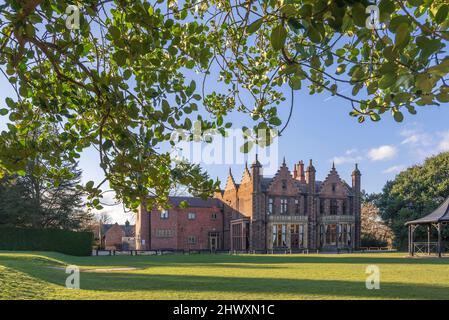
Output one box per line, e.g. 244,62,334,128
405,197,449,257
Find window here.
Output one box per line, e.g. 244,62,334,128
268,198,273,215
211,212,217,220
320,225,325,246
188,212,196,220
156,229,174,238
280,198,288,214
295,199,300,214
232,223,243,250
344,224,352,246
281,179,287,190
342,201,347,215
272,224,287,247
290,224,304,248
160,210,169,219
326,224,337,245
330,199,338,215
187,236,197,244
332,183,336,192
320,199,325,214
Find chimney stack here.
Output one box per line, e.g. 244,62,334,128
293,161,306,182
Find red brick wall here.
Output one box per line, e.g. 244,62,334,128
151,206,223,251
104,224,125,250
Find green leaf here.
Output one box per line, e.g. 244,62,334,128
114,50,127,66
179,200,189,209
0,108,8,116
307,25,322,43
270,25,287,51
336,64,346,75
370,113,381,122
102,140,113,150
123,69,132,80
436,93,449,103
247,18,263,34
435,5,449,25
108,26,121,40
352,3,367,27
269,117,282,126
394,23,410,50
186,80,196,96
86,181,95,189
379,73,397,89
288,75,302,90
393,110,404,122
240,141,254,153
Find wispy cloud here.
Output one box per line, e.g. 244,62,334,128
437,130,449,152
400,128,433,147
382,165,406,174
368,145,398,161
332,149,363,165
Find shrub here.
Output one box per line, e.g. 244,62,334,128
0,226,93,256
361,234,388,248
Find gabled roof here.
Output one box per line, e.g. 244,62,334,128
224,168,238,190
406,197,449,225
102,223,135,237
169,196,223,208
260,176,323,193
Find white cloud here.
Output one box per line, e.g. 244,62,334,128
382,165,405,174
332,149,363,165
368,145,398,161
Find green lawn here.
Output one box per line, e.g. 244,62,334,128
1,251,448,300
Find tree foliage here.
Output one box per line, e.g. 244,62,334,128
373,152,449,249
0,0,449,210
361,201,394,247
0,158,93,231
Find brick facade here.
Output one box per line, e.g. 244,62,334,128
149,198,223,251
104,224,125,249
136,157,362,252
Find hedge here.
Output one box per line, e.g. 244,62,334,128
0,226,93,256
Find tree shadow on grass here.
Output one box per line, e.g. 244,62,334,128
67,273,449,299
3,258,449,300
81,254,449,268
2,251,449,270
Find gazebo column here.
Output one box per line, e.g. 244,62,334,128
408,225,411,256
410,225,415,256
427,224,431,255
437,223,442,258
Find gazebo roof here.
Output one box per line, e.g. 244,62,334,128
406,196,449,225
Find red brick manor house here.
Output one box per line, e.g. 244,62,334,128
135,157,362,252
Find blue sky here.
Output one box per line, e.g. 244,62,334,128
1,61,449,225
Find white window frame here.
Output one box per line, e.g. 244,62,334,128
188,212,196,220
160,210,169,219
